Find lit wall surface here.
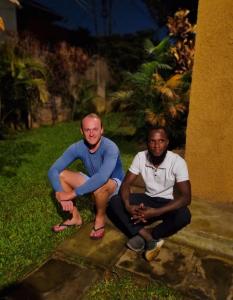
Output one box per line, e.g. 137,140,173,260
185,0,233,202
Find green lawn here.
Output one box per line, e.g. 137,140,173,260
87,270,182,300
0,116,138,288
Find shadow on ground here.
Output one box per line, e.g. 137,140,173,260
0,140,40,177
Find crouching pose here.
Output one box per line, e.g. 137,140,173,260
108,126,191,261
48,113,124,239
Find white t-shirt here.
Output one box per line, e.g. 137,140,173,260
129,150,189,199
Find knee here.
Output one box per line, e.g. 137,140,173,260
108,195,125,216
108,194,121,209
59,170,68,181
93,185,107,197
184,208,192,225
175,207,191,229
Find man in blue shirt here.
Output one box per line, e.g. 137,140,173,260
48,113,124,239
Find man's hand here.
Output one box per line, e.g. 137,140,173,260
132,205,160,224
125,203,141,216
55,191,76,212
55,191,76,202
60,200,74,212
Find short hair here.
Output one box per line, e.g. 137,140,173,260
81,113,102,129
147,125,170,140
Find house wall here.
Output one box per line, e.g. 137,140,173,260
185,0,233,202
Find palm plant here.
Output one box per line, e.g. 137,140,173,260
111,60,190,146
109,9,195,147
109,37,173,123
122,37,172,98
145,72,189,130
0,36,49,129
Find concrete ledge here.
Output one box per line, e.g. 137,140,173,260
170,230,233,262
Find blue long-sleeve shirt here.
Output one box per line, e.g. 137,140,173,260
48,137,124,196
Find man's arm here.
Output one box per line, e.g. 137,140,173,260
74,144,120,196
134,180,191,221
48,143,79,192
120,171,143,216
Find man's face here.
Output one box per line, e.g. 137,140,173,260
147,129,169,157
81,117,103,147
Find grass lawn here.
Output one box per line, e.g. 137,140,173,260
87,270,182,300
0,114,138,288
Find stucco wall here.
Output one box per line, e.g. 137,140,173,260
185,0,233,202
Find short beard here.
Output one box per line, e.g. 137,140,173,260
84,137,102,150
148,149,167,166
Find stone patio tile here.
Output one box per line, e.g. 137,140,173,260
1,259,102,300
115,240,233,300
170,198,233,260
55,223,127,268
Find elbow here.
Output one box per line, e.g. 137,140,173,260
185,194,191,206
48,167,54,182
101,174,111,185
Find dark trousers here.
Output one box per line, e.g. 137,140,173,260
107,193,191,240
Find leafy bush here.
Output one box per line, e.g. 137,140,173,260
0,33,93,132
0,34,49,130
108,9,196,148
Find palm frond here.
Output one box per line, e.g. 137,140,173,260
145,109,166,126
166,74,183,89
110,90,133,102
129,72,151,88
24,57,48,78
31,78,49,103
144,37,170,57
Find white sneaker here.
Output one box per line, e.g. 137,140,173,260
145,239,164,261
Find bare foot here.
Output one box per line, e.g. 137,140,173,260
90,225,105,239
94,216,105,230
62,218,82,226
52,218,82,232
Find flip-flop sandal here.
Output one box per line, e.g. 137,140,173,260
52,222,82,233
89,225,105,240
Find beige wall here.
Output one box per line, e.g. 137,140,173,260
185,0,233,202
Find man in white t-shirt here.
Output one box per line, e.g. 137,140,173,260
108,127,191,261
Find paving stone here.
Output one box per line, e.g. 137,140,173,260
115,240,233,300
170,198,233,260
1,198,233,300
55,223,127,268
0,259,102,300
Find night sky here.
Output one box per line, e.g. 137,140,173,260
26,0,157,35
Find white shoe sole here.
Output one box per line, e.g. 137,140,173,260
145,239,164,261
